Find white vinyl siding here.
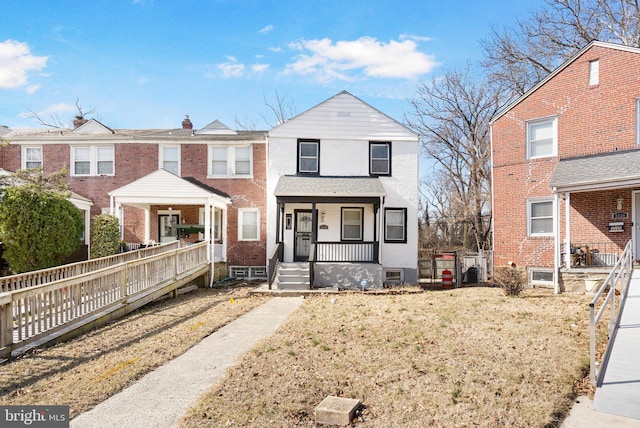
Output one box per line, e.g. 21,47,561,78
209,145,252,177
527,117,557,159
22,146,42,169
527,198,554,236
239,208,259,241
71,146,114,176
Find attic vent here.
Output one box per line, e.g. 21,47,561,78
337,111,351,117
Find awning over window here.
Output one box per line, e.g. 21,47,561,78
550,149,640,193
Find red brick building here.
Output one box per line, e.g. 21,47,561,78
491,41,640,292
0,117,267,276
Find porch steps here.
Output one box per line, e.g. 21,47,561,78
276,262,310,290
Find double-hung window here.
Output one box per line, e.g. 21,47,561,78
298,139,319,174
526,117,557,159
370,142,391,176
527,198,554,236
341,207,363,241
384,208,407,243
209,145,252,177
71,146,114,176
22,146,43,169
160,145,180,175
238,208,259,241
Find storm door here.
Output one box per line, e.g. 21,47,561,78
294,210,313,261
158,213,180,243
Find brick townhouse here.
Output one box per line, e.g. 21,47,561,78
491,41,640,292
0,116,267,277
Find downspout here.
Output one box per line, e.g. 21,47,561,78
553,190,560,294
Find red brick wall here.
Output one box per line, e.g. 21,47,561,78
0,139,267,267
492,44,640,268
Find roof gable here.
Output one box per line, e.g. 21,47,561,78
195,120,237,135
491,41,640,124
269,91,418,141
71,118,114,135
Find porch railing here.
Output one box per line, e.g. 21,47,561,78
589,239,633,385
313,242,379,263
268,242,283,289
0,241,179,293
566,242,623,268
1,242,208,359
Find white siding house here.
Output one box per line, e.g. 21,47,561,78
266,91,419,289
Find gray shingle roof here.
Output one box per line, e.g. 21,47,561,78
549,149,640,191
274,176,386,197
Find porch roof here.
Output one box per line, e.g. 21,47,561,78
109,169,232,208
550,149,640,193
274,175,386,198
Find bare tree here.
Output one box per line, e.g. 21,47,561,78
233,89,298,130
482,0,640,97
28,98,95,128
406,66,501,251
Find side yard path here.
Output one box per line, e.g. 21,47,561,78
0,284,269,419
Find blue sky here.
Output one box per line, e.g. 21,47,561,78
1,0,541,130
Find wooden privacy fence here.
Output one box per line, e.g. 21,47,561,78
0,241,208,359
0,241,179,293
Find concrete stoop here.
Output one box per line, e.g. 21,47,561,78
276,262,311,290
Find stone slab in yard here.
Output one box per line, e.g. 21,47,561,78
315,395,361,426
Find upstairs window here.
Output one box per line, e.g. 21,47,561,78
527,198,554,236
298,140,319,174
160,145,180,175
589,60,599,86
341,207,363,241
370,142,391,176
71,146,114,176
209,145,252,177
526,117,557,159
22,146,42,169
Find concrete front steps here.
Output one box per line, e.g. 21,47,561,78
276,262,310,290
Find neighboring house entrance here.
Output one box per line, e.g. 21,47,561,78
294,210,313,261
158,212,180,243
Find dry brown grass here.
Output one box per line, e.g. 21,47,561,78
0,284,269,418
181,287,592,428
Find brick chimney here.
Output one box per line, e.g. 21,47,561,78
73,115,88,129
182,115,193,129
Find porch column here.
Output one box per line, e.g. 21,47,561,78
144,207,151,244
115,202,123,240
221,206,227,262
564,192,571,266
204,198,212,262
311,202,318,243
554,192,560,294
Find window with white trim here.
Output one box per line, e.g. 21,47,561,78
529,268,554,285
589,60,599,86
370,142,391,176
526,117,557,159
527,198,554,236
208,145,252,177
384,208,407,243
341,207,363,241
298,140,319,174
238,208,259,241
22,146,42,169
71,146,114,176
384,269,404,284
160,145,180,175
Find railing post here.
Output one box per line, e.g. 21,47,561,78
1,300,13,352
589,303,596,384
121,263,129,301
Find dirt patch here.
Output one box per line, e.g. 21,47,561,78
182,288,592,427
0,284,269,418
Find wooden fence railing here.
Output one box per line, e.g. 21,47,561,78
0,241,208,359
0,241,179,293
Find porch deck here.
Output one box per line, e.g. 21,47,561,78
593,269,640,420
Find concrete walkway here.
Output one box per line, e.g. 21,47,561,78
70,297,305,428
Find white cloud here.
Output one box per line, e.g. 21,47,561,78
216,59,245,78
268,46,282,53
285,36,439,81
400,34,433,43
0,39,48,89
252,63,270,73
260,25,274,34
26,84,40,94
